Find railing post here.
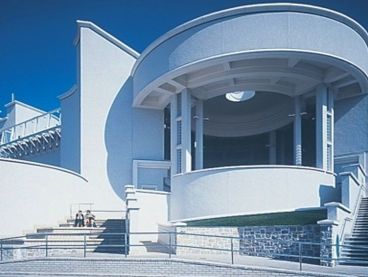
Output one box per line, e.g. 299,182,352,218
124,233,128,258
45,235,48,257
83,235,87,258
231,238,234,264
298,242,302,271
169,232,172,259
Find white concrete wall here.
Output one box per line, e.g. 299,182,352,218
171,165,336,221
127,189,170,253
131,189,170,233
78,24,132,210
60,86,81,173
0,158,93,236
75,22,164,210
21,148,60,166
341,173,363,210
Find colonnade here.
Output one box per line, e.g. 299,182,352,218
170,85,334,176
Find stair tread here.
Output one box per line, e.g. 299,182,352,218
25,218,127,255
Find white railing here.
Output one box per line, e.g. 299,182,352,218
0,108,61,145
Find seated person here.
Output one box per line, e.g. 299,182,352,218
74,210,84,227
85,210,96,227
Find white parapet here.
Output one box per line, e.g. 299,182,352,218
125,186,170,255
171,165,336,221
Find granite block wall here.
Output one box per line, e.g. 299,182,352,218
239,225,321,263
175,225,324,264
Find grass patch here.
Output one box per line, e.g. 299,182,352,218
185,209,327,227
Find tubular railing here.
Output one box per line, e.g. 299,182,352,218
0,108,61,145
69,204,126,221
340,181,367,245
1,231,367,270
69,203,94,219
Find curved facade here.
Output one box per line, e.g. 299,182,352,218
132,4,368,109
1,3,368,242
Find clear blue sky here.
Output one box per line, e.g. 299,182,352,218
0,0,367,114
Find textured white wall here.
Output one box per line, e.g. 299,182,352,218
21,148,60,166
128,189,169,252
0,158,93,236
171,165,336,221
78,25,135,210
60,87,81,172
74,23,164,211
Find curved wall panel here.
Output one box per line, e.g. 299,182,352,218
0,159,100,236
170,166,336,221
133,4,368,107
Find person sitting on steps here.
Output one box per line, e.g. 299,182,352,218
85,210,96,227
74,210,84,227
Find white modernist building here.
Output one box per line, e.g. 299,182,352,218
0,3,367,251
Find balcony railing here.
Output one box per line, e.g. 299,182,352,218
0,109,61,158
0,108,61,146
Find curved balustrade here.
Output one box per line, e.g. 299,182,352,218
170,165,336,221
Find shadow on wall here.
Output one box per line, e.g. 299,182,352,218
334,94,366,121
319,184,339,206
105,77,134,200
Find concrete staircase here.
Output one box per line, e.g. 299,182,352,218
25,218,127,255
341,197,368,266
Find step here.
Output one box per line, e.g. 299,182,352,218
343,242,368,246
66,219,125,224
340,254,368,258
345,235,368,238
24,238,103,244
346,237,368,240
343,239,368,243
37,227,107,232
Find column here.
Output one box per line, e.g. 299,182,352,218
316,84,333,171
181,89,192,173
170,95,177,177
294,96,302,166
269,131,276,164
195,99,203,170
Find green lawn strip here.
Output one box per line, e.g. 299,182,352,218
185,210,327,227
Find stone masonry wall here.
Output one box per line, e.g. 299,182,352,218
320,225,334,267
239,225,321,263
175,225,322,264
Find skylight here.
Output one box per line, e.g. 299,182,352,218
225,90,255,102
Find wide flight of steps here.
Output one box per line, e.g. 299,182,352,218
24,218,127,256
340,197,368,266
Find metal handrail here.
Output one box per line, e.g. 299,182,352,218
340,179,366,243
1,231,368,270
69,203,94,219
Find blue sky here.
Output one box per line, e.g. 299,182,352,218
0,0,367,114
